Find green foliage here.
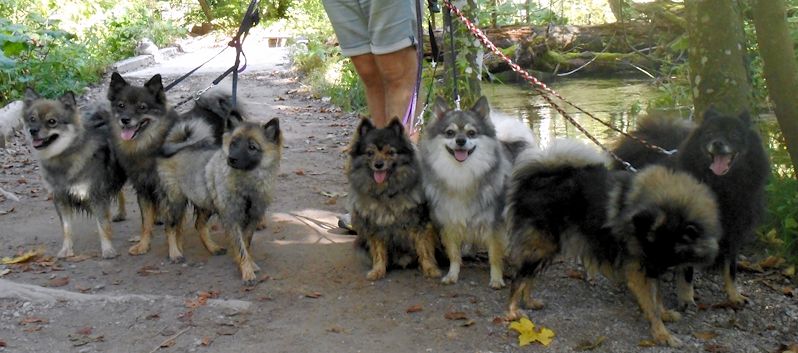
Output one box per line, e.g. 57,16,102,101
176,0,290,31
762,176,798,264
0,1,186,105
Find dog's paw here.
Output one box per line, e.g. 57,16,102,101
727,292,749,307
441,272,459,285
489,277,506,289
677,297,696,311
57,246,74,259
661,309,682,323
127,235,141,243
169,255,186,264
128,242,150,256
422,266,442,279
504,309,526,322
523,297,545,310
366,268,386,281
101,246,118,259
655,333,683,348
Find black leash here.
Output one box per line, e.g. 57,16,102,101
167,0,260,109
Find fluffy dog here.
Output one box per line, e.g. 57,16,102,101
158,117,282,284
612,109,770,307
419,96,535,289
22,89,127,259
347,118,441,281
106,72,230,257
506,139,721,347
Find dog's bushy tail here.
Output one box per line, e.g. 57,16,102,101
612,113,693,170
515,138,608,172
491,111,537,162
193,87,245,139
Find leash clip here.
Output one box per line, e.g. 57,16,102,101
194,84,215,101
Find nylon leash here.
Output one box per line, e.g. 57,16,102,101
402,0,424,132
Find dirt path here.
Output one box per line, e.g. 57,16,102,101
0,40,796,353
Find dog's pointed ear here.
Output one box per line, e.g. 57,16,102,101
144,74,166,105
23,87,39,108
356,118,375,137
108,72,128,101
433,96,449,121
58,91,77,111
224,112,242,132
387,118,405,136
470,96,490,120
262,118,281,143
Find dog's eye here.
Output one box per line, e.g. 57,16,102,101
117,102,125,109
388,150,396,157
444,129,456,138
367,150,375,157
248,143,260,151
466,130,476,138
47,119,57,126
137,103,147,112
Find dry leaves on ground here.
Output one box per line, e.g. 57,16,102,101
47,276,69,287
1,249,40,264
508,317,555,347
574,336,606,351
444,311,468,321
694,331,719,340
305,291,322,298
201,336,214,347
406,304,423,313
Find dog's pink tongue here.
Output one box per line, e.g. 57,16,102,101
32,139,44,148
454,149,469,162
710,154,732,176
120,128,137,141
373,170,387,184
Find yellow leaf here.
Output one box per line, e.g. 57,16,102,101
783,265,795,278
508,317,555,347
1,249,40,264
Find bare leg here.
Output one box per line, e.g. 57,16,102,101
374,46,418,123
350,54,387,127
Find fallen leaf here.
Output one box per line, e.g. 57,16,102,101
565,268,585,280
75,285,91,293
326,325,346,333
324,197,337,205
0,208,14,215
305,291,322,298
68,334,103,346
406,304,423,313
508,317,555,347
257,296,273,302
177,310,194,323
574,336,606,351
759,256,785,270
198,290,220,299
461,319,476,327
19,317,48,325
137,265,165,276
145,313,160,320
737,260,763,273
444,311,468,320
294,169,305,176
201,336,214,346
492,317,507,325
693,331,719,340
1,249,39,264
47,276,69,287
0,268,11,277
638,339,657,347
23,326,42,333
75,327,93,335
0,339,5,347
704,343,730,353
783,266,795,278
783,287,795,297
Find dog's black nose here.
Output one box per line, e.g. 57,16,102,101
120,118,131,125
374,161,385,169
455,137,466,146
711,140,725,151
28,128,39,136
228,157,238,165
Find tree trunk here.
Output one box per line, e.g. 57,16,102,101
608,0,624,22
752,0,798,175
198,0,213,21
442,0,482,109
490,0,498,28
685,0,752,118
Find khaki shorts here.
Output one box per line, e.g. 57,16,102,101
322,0,417,57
